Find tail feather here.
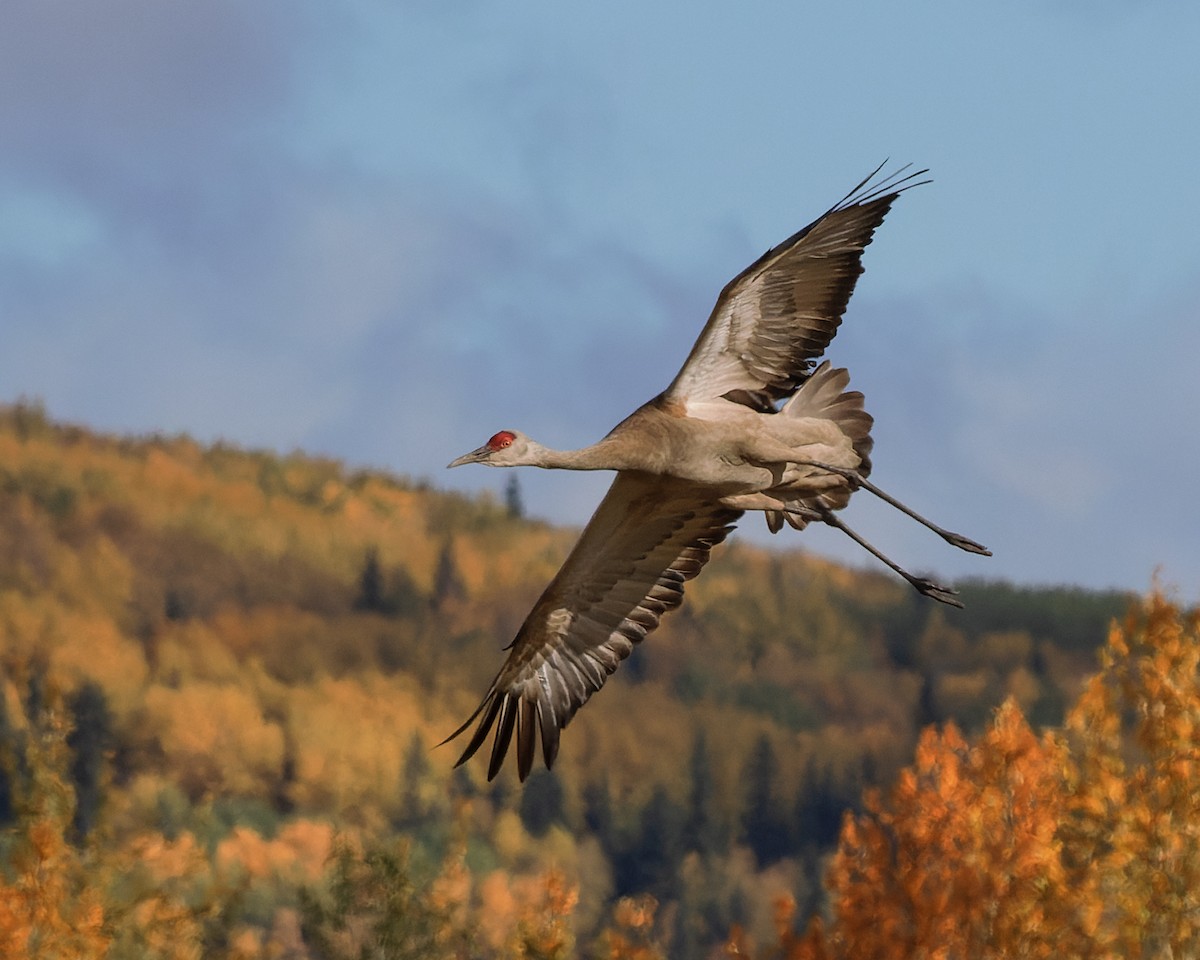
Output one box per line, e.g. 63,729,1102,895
763,361,874,533
780,361,873,475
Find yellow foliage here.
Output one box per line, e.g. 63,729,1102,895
153,619,243,684
566,681,693,804
49,611,149,714
49,535,135,618
287,674,428,819
215,820,334,885
142,682,285,799
0,591,148,716
1058,593,1200,957
783,594,1200,960
492,809,535,864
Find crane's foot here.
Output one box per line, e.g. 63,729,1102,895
910,576,964,608
815,506,967,608
941,530,992,556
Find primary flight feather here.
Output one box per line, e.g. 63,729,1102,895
444,164,990,781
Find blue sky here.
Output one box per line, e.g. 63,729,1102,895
2,0,1198,598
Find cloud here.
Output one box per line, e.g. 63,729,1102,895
0,1,300,179
3,0,1197,602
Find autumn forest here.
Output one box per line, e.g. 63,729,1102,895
1,399,1196,959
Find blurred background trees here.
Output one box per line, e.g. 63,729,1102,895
1,400,1179,959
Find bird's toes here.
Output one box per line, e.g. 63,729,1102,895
943,531,992,556
914,578,964,609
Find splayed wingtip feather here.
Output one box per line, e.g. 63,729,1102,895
488,695,517,780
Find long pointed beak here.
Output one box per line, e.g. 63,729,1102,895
447,445,492,468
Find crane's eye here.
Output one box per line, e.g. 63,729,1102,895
487,430,516,451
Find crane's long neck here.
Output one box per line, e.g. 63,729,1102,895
529,439,628,471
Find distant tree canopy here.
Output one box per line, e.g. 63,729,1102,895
0,400,1160,960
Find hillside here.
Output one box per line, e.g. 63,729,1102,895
0,399,1136,958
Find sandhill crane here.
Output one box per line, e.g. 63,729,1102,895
444,164,990,781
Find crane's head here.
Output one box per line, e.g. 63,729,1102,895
447,430,537,468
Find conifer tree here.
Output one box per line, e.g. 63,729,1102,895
583,778,615,845
792,757,843,852
743,734,789,866
504,475,524,520
66,681,111,843
684,728,725,856
519,769,566,838
356,547,386,612
625,785,686,900
431,540,466,609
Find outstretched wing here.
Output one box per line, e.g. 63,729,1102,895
664,164,927,409
443,473,741,781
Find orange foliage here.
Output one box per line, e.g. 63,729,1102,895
774,593,1200,960
477,870,522,951
216,820,335,884
0,711,110,960
815,701,1067,959
600,894,666,960
512,868,579,960
1057,593,1200,957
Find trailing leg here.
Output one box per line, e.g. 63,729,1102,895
816,507,964,608
794,461,991,556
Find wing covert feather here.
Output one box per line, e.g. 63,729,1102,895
444,473,741,780
666,166,926,406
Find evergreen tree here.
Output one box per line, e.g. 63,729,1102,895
620,785,686,899
356,549,424,620
355,547,385,612
684,728,725,856
504,475,524,519
792,756,844,851
0,688,13,826
742,733,789,866
519,769,565,837
431,540,465,610
583,778,614,843
66,682,111,842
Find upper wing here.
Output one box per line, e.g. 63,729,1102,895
664,164,927,409
444,473,741,781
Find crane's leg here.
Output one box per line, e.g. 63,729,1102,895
794,461,991,556
815,507,964,608
724,495,964,607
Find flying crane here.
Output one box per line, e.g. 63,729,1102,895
444,165,990,781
